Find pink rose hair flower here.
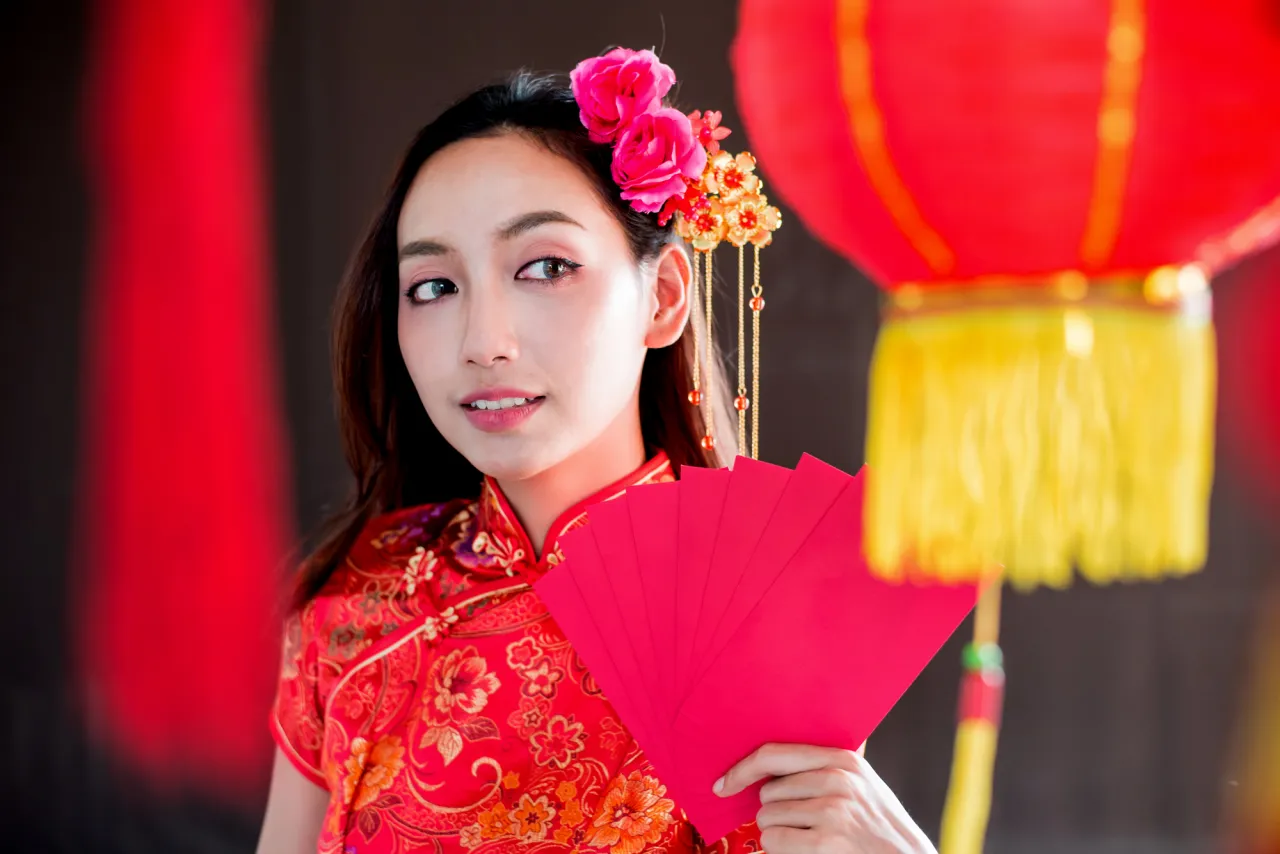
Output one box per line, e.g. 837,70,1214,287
610,108,708,214
570,48,676,144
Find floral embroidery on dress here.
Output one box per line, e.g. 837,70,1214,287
422,647,503,765
401,546,437,596
521,656,566,699
329,625,369,660
472,529,526,576
512,793,558,841
585,772,678,854
505,636,543,670
429,647,501,720
423,606,459,643
507,695,551,737
599,715,631,759
342,736,407,811
529,714,588,769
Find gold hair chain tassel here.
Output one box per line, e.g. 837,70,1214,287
688,251,703,411
701,249,716,451
671,132,779,461
736,244,748,455
750,244,764,461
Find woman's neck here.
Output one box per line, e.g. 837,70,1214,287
497,411,647,558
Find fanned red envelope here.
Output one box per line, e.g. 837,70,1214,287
535,456,982,843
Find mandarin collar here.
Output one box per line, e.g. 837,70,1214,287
470,451,674,579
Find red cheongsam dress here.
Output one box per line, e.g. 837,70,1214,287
272,451,764,854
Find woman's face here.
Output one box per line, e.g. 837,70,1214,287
396,133,685,483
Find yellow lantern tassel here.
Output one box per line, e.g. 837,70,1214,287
864,270,1216,588
940,586,1004,854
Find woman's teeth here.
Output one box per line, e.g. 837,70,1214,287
468,397,536,411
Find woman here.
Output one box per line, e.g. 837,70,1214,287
257,50,937,854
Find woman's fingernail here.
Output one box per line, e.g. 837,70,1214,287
713,777,725,795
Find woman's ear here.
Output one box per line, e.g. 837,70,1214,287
645,243,693,349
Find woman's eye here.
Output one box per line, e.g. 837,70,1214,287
516,257,581,281
406,279,457,304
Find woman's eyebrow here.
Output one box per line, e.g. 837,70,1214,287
399,238,453,261
398,211,583,261
495,210,585,241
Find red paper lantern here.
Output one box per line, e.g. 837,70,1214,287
733,0,1280,587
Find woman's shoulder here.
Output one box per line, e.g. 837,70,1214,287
351,497,479,570
302,497,478,643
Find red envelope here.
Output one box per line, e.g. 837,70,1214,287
690,457,792,682
542,527,662,759
674,466,730,702
535,457,981,844
586,498,661,716
624,481,680,724
540,526,747,839
692,453,852,687
673,474,981,842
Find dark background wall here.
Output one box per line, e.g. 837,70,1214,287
3,1,1276,851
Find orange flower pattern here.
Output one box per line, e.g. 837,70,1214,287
512,793,557,841
586,771,678,854
270,452,764,854
342,736,406,811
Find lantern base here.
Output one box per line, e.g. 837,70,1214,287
864,296,1215,588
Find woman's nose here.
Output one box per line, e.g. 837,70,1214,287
459,283,520,367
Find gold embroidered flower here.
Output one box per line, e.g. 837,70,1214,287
506,636,543,670
473,530,527,576
459,824,483,849
422,607,459,643
705,150,760,204
725,193,783,249
556,780,578,803
401,546,437,595
598,716,630,758
430,647,501,721
512,793,557,842
530,714,588,769
342,736,406,811
521,656,566,700
507,695,551,736
585,771,676,854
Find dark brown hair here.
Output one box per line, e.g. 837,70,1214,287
293,72,736,608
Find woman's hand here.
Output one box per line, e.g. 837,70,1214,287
715,744,937,854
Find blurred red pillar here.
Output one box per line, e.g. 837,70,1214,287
78,0,292,790
1218,246,1280,854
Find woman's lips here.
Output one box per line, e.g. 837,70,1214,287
461,395,545,433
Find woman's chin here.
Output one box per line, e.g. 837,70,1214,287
457,435,568,486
